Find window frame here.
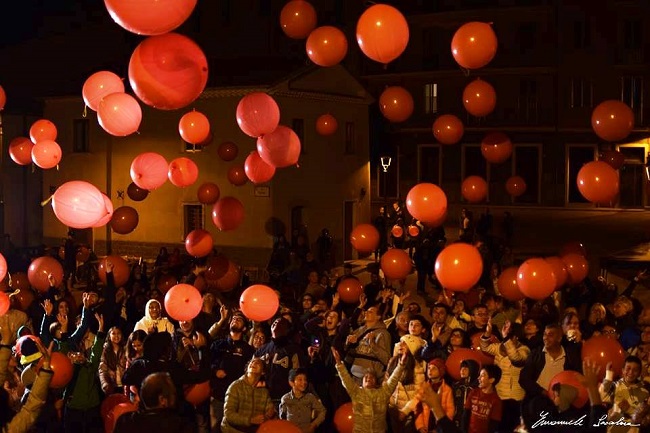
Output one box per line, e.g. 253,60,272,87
183,203,205,238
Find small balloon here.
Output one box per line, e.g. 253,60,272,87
197,182,220,205
126,182,149,201
432,114,464,145
217,142,239,161
463,79,496,117
379,86,414,123
110,206,139,235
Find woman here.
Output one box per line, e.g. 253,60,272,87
133,299,175,335
422,328,471,362
249,328,268,351
99,326,126,395
581,303,607,339
125,329,146,368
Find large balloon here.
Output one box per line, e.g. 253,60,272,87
31,140,62,169
451,22,498,69
256,125,301,168
28,257,64,293
82,71,125,111
179,110,210,145
435,243,483,292
481,132,512,164
168,157,199,188
560,241,587,258
544,256,568,289
337,278,363,304
496,267,524,301
104,0,197,35
48,352,74,388
446,348,485,381
218,141,239,161
185,229,213,258
0,254,7,283
333,403,354,433
157,275,178,294
315,114,338,136
548,371,588,409
184,381,210,406
577,161,619,205
517,258,556,300
128,33,208,110
98,255,130,288
29,119,57,143
600,150,626,170
205,255,241,292
505,176,527,197
9,137,34,165
239,284,279,322
356,4,409,64
562,253,589,285
197,182,220,204
258,420,302,433
350,224,380,254
97,92,142,136
280,0,317,39
591,100,634,142
461,176,488,203
165,284,202,321
236,93,280,138
0,86,5,111
126,182,149,202
212,197,244,231
105,402,138,433
379,86,414,123
306,26,348,67
100,394,130,420
463,79,496,117
227,165,248,186
582,336,625,380
380,249,412,280
432,114,464,145
110,206,139,235
0,292,9,317
244,151,276,184
406,183,447,225
130,152,168,190
52,181,109,229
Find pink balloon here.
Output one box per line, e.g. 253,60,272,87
29,119,57,143
236,92,281,138
130,152,168,190
92,194,115,228
164,284,202,321
168,157,199,188
0,253,6,283
52,181,110,229
31,140,62,169
128,33,208,110
256,125,301,168
244,151,276,184
9,137,34,166
212,197,245,231
82,71,125,111
104,0,197,36
98,92,142,137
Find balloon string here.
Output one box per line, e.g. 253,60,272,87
40,195,53,207
56,164,59,171
463,67,470,77
7,289,20,298
82,105,87,118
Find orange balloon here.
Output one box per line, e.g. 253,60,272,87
548,371,588,409
239,284,279,322
168,157,199,188
356,4,409,64
280,0,317,39
334,402,354,433
463,78,496,117
408,225,420,237
517,258,556,300
451,22,498,70
218,141,238,161
8,137,34,166
435,243,483,292
105,402,138,433
600,150,626,170
315,114,338,136
104,0,197,36
461,176,488,203
560,241,587,258
481,132,512,163
544,256,568,289
28,257,64,293
306,26,348,67
244,151,276,184
582,336,625,381
496,267,524,301
227,165,248,186
379,86,414,123
205,255,241,292
12,286,35,312
432,114,464,145
165,283,202,321
505,176,527,197
48,352,74,388
258,420,302,433
98,255,131,288
391,225,404,238
406,183,447,225
179,110,210,144
101,394,130,420
591,100,634,142
31,140,62,169
337,278,363,304
29,119,57,143
0,86,5,111
349,224,380,254
185,229,213,258
197,182,220,205
577,161,619,205
256,125,301,168
445,348,485,381
380,249,412,280
561,253,589,286
211,197,245,231
470,332,497,365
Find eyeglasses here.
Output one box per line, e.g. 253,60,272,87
602,329,617,335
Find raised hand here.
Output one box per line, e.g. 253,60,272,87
501,320,511,339
358,293,367,309
95,313,104,333
485,317,493,336
331,347,341,364
42,299,54,316
106,261,114,272
47,273,57,287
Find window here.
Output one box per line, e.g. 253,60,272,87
183,204,204,236
513,146,540,204
73,119,89,153
518,79,539,122
517,22,537,53
292,119,305,154
624,20,642,50
183,140,203,153
621,76,644,124
569,78,593,108
566,145,597,204
418,145,441,184
573,19,591,48
424,83,438,115
345,122,356,155
422,28,439,69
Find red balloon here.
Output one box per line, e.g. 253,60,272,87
544,257,568,290
379,86,414,123
97,92,142,136
560,241,587,258
577,161,619,205
165,283,202,321
337,278,363,304
212,197,245,231
391,225,404,238
256,125,301,168
12,285,35,313
446,348,485,381
31,140,62,169
258,419,302,433
29,119,57,143
127,182,149,202
406,183,448,225
185,229,213,258
591,100,634,142
432,114,464,145
48,352,74,388
9,137,34,166
9,273,30,294
82,71,125,111
205,255,241,292
408,225,420,238
101,394,130,420
197,182,220,204
184,381,210,406
582,336,626,381
92,194,114,228
435,243,483,292
349,224,380,254
76,247,91,263
496,267,524,301
463,79,496,117
52,181,109,229
0,292,10,316
157,275,178,294
548,371,588,409
306,26,348,67
481,132,512,164
168,157,199,188
236,93,280,138
600,150,626,170
128,33,208,110
451,22,498,70
517,258,556,300
179,110,210,145
0,254,7,286
104,0,197,35
130,152,168,190
28,256,64,293
239,284,279,322
244,151,275,184
334,402,354,433
562,253,589,285
227,165,248,186
380,249,412,280
110,206,139,235
356,4,409,64
105,402,138,433
461,176,488,203
0,86,5,111
315,114,338,136
280,0,317,39
98,255,131,288
218,141,239,161
505,176,527,197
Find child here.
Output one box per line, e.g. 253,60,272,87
452,359,480,427
462,365,502,433
279,368,326,433
413,358,455,432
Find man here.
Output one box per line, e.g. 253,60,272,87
467,304,490,336
345,305,392,384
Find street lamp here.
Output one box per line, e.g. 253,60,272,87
380,155,392,207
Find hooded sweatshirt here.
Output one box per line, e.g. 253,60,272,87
134,299,175,335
